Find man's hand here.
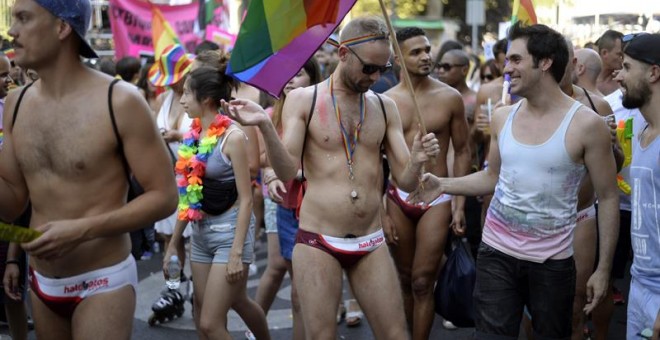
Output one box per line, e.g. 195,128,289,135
3,262,22,301
267,179,287,203
382,213,398,246
22,220,88,260
411,131,440,165
222,99,270,128
451,209,467,236
407,173,445,208
583,269,609,314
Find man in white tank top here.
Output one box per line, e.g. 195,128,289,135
409,23,620,340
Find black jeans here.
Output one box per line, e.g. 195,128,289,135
474,242,575,340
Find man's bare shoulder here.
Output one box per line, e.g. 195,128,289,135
427,78,462,101
383,82,407,97
283,85,317,120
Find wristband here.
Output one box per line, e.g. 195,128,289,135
5,259,20,266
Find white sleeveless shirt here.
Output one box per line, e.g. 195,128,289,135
483,100,587,262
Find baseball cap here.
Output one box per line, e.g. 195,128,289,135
622,33,660,66
34,0,98,58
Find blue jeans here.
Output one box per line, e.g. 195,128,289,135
474,242,575,340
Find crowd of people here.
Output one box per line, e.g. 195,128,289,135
0,0,657,340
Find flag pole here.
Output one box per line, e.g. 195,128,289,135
377,0,427,135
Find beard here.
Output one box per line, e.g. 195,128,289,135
622,81,651,109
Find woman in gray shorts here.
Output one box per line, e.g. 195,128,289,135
163,59,270,339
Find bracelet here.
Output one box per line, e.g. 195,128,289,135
5,260,20,266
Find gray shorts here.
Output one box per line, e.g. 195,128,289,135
191,207,255,264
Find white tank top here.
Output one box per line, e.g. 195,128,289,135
483,100,587,262
156,90,192,155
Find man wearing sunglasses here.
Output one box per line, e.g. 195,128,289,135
225,17,440,340
383,27,471,339
613,32,660,340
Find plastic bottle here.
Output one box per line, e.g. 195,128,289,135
166,255,181,290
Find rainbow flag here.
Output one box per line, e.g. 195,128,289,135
151,4,183,62
511,0,537,25
227,0,357,97
147,4,193,87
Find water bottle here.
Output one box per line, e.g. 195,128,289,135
166,255,181,290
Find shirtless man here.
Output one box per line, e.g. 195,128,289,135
596,30,624,96
225,17,439,340
573,48,604,96
560,38,618,340
0,0,177,339
384,27,470,339
410,23,619,339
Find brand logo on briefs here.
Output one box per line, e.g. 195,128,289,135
63,277,109,294
358,236,384,249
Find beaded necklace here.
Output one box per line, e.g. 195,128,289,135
175,113,232,221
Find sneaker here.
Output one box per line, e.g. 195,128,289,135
245,330,256,340
140,251,153,260
442,319,458,330
612,286,625,305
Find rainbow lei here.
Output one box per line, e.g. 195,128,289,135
175,114,232,221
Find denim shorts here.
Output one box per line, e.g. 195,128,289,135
473,242,575,340
277,205,298,261
264,198,278,234
190,208,255,264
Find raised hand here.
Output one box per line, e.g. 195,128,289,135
221,99,270,128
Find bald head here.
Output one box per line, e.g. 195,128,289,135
575,48,602,81
444,49,470,66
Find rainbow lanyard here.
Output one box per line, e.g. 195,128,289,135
329,75,366,181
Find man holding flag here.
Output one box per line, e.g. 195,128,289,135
0,0,177,338
226,16,440,340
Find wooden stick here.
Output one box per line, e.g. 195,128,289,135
377,0,427,135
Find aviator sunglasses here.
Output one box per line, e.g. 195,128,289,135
345,46,392,75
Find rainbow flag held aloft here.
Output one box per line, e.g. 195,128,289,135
228,0,357,97
511,0,537,25
151,4,183,61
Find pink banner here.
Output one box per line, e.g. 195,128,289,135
109,0,199,59
205,26,236,51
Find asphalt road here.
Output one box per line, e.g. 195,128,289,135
0,232,630,339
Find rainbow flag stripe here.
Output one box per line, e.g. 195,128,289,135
228,0,356,97
2,48,15,60
512,0,537,25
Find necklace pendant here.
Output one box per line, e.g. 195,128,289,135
351,190,358,200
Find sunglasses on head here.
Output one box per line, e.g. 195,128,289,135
345,46,392,75
436,63,467,72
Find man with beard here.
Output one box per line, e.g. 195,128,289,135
0,0,177,339
407,23,619,339
224,17,440,340
613,32,660,340
384,27,470,339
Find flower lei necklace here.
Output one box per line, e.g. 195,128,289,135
175,113,232,221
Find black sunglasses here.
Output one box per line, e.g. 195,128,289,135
345,46,392,75
436,63,467,71
481,74,494,81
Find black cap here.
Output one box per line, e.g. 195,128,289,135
623,33,660,66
